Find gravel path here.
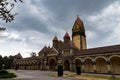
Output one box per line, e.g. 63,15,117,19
0,70,82,80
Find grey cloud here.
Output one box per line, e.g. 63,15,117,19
3,0,115,35
0,0,119,57
0,0,50,34
42,0,114,16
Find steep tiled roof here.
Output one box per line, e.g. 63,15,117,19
18,56,39,60
52,40,63,53
53,36,58,41
38,46,51,55
75,44,120,55
64,41,78,49
64,32,70,38
75,17,83,26
15,53,23,59
16,56,40,64
51,40,79,53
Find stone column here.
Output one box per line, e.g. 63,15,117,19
57,56,63,70
72,62,75,72
81,62,84,73
43,59,47,70
70,62,75,72
107,61,111,74
93,61,96,73
57,54,63,65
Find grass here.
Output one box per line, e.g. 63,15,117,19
0,69,17,78
109,77,120,80
48,72,120,80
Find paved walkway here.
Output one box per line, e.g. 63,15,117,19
0,70,81,80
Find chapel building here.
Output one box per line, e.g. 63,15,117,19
13,17,120,75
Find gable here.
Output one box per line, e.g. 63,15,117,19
48,47,58,56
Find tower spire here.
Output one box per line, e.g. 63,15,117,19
53,36,58,41
72,17,87,50
52,36,58,48
64,32,70,43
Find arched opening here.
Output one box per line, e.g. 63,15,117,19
75,59,81,67
38,62,41,70
75,59,82,72
96,58,107,73
24,64,26,69
84,58,93,72
64,60,70,71
49,59,56,71
110,56,120,74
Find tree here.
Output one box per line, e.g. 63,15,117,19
0,55,14,69
0,55,2,70
2,56,8,69
0,0,23,23
7,55,14,69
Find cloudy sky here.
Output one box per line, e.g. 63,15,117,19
0,0,120,58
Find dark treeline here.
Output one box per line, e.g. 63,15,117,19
0,55,14,70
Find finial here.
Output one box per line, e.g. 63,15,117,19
66,28,68,32
77,14,79,17
49,43,50,47
54,32,58,37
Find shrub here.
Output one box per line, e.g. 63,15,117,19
0,70,8,74
76,66,81,75
0,70,17,78
57,64,63,76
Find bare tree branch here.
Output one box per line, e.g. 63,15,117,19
0,0,23,23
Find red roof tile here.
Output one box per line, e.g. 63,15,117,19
53,36,58,41
64,41,78,49
64,32,70,38
75,17,83,25
75,44,120,55
38,46,50,54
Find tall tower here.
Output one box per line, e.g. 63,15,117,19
63,32,70,43
72,17,87,50
52,36,58,48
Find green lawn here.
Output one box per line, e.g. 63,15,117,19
49,72,120,80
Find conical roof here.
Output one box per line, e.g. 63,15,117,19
64,32,70,38
53,36,58,41
75,16,83,25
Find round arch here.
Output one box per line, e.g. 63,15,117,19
109,55,120,61
95,56,107,61
110,56,120,74
75,59,82,67
73,57,82,63
96,57,107,73
49,59,56,71
83,57,93,62
64,60,70,71
74,59,82,72
84,58,93,72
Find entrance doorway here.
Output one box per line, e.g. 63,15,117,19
49,59,56,70
64,60,70,71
